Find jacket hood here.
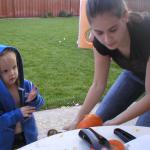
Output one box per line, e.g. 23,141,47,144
0,44,24,88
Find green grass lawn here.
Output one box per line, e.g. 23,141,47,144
0,17,122,109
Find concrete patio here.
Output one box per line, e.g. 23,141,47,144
34,104,137,139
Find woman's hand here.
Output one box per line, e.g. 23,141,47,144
63,120,79,130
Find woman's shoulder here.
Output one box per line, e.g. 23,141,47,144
128,11,150,38
129,11,150,25
128,12,150,59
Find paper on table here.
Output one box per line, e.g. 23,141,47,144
125,135,150,150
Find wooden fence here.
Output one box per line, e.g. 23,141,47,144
126,0,150,12
0,0,80,18
0,0,150,18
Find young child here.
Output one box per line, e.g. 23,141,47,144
0,45,44,150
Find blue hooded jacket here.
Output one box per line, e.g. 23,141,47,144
0,45,44,150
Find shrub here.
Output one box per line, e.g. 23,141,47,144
58,10,73,17
47,12,53,17
42,12,53,18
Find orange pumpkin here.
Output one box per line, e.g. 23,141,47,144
90,140,125,150
76,114,103,129
109,139,125,150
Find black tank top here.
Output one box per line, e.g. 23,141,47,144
93,12,150,81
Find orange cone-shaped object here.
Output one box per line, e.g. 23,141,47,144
76,114,103,129
78,0,93,49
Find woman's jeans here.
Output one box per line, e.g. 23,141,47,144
96,70,150,127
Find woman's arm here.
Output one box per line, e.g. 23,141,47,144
64,48,111,130
104,57,150,125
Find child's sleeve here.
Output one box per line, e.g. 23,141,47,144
0,108,23,129
27,92,45,110
24,80,45,110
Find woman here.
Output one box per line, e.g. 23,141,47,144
64,0,150,130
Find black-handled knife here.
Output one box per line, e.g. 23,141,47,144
79,128,111,150
114,128,136,143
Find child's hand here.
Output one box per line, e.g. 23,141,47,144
20,106,36,117
26,87,37,102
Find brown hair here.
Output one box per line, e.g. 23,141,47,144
86,0,128,24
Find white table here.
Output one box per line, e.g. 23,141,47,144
18,126,150,150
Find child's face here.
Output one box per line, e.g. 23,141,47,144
0,51,18,87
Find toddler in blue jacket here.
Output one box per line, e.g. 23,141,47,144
0,45,44,150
